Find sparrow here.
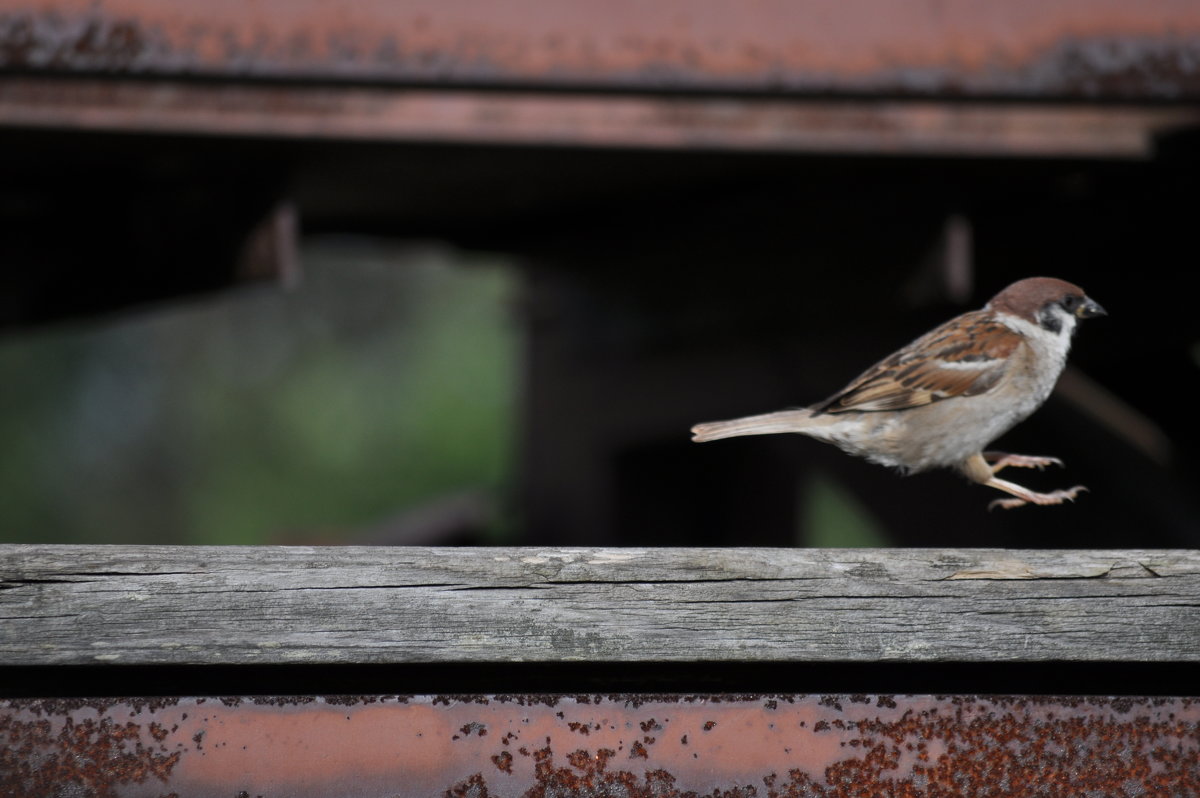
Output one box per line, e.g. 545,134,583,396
691,277,1106,509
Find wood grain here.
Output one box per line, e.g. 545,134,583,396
1,546,1197,666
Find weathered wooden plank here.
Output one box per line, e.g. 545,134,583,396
1,546,1197,666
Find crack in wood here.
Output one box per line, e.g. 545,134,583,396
542,577,810,586
58,570,204,577
276,583,473,592
447,585,552,592
1,577,94,586
940,564,1166,581
2,546,1197,667
2,572,205,588
0,614,77,620
676,597,801,605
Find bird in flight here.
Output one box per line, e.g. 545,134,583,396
691,277,1106,509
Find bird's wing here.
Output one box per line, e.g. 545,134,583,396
815,311,1023,413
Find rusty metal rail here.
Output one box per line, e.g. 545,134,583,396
3,77,1198,158
3,693,1198,796
3,0,1200,99
4,2,1200,158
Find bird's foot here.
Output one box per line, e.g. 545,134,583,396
983,452,1064,472
988,485,1088,511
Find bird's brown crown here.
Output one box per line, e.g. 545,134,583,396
986,277,1087,322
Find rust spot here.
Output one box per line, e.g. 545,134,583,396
0,711,182,798
457,722,487,739
444,772,488,797
491,750,513,774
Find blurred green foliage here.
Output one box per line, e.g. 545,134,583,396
0,239,519,544
1,237,883,547
801,474,888,547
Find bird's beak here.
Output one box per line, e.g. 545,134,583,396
1077,297,1106,319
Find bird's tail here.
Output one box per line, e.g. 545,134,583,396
691,408,819,442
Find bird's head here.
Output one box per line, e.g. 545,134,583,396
987,277,1106,336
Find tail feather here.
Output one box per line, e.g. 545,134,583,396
691,409,817,442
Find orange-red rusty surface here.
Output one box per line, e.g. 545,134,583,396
2,0,1200,98
3,694,1200,796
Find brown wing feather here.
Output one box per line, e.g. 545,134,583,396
816,311,1022,414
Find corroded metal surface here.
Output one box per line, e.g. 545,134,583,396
2,0,1200,98
3,694,1198,796
3,77,1197,157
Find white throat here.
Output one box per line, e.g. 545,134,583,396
1002,307,1075,373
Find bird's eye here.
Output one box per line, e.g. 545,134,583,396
1061,295,1081,312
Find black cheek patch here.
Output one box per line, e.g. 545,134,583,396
1038,308,1062,334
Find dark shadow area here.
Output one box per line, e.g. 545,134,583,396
4,662,1199,699
2,129,1198,547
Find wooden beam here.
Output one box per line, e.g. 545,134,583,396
1,545,1197,666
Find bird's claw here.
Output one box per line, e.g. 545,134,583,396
988,485,1088,511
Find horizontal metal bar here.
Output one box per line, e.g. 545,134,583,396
3,78,1198,157
3,0,1200,98
3,694,1198,796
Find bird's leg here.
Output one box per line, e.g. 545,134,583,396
982,452,1064,473
962,453,1087,510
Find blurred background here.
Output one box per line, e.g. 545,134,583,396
2,0,1199,548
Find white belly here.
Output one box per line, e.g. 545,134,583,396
808,315,1072,473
